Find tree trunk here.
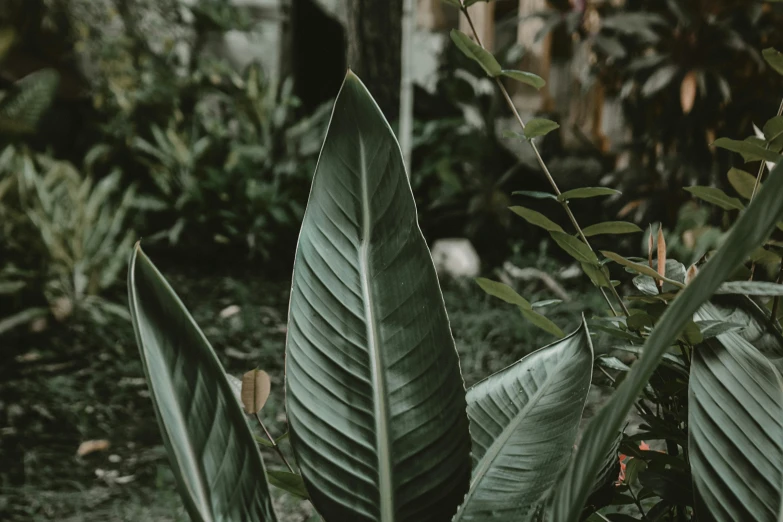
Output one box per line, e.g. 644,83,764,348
345,0,402,121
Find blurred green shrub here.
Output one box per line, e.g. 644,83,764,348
534,0,783,227
0,146,135,333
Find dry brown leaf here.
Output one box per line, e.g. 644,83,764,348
680,70,697,114
657,226,667,289
241,369,271,415
617,199,642,218
77,439,110,457
686,264,699,285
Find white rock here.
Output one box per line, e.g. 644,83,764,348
431,238,480,279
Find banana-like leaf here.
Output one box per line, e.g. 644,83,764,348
284,71,472,522
453,321,593,521
689,330,783,522
549,160,783,522
128,245,277,522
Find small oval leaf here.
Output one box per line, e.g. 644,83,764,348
520,307,565,338
558,187,621,201
763,47,783,76
524,118,560,139
512,190,558,200
551,232,598,265
501,69,545,89
450,29,502,77
684,186,744,211
727,168,756,200
509,206,564,233
475,278,531,308
763,115,783,150
582,221,642,237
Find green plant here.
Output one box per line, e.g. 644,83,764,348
128,72,597,521
130,65,327,257
0,146,134,333
129,57,783,522
445,2,783,519
122,0,783,514
531,0,783,228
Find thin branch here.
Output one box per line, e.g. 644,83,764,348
748,98,783,281
461,4,628,316
255,412,294,473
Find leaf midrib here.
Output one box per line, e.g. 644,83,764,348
358,137,394,521
453,348,576,521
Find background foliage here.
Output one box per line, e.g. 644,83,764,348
3,0,783,520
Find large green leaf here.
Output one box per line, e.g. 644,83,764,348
453,322,593,521
284,72,471,522
689,329,783,522
549,160,783,522
128,245,277,522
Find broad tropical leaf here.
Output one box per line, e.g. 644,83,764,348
549,160,783,522
689,328,783,522
285,72,472,522
128,245,277,522
763,47,783,76
453,321,593,521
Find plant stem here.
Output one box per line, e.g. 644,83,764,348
748,98,783,281
255,412,294,473
750,98,783,201
461,5,628,316
772,262,783,319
